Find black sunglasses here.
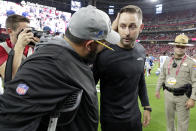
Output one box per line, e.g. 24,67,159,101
175,45,186,49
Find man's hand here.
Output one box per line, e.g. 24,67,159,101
143,110,151,127
112,13,120,31
15,28,39,49
155,91,161,99
186,98,195,109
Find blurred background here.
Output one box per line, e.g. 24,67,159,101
0,0,196,58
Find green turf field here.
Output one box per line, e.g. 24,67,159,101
97,62,196,131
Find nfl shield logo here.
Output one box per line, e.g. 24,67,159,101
16,84,29,95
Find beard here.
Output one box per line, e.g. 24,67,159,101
120,38,135,49
84,43,98,64
85,51,97,63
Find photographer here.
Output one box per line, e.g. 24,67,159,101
0,14,39,80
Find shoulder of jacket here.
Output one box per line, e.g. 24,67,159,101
135,43,145,53
186,55,193,61
136,43,144,48
186,55,196,64
190,58,196,64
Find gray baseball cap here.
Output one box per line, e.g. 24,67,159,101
68,5,120,45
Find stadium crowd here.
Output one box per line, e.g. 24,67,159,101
142,43,196,57
143,9,196,26
139,32,196,41
1,1,195,58
0,1,71,33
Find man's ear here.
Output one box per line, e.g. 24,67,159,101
7,28,12,34
139,24,144,33
84,40,95,51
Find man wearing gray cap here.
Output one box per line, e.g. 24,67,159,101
0,5,120,131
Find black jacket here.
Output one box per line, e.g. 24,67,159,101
93,44,150,123
0,36,98,131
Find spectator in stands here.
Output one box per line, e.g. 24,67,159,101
93,5,151,131
156,34,196,131
0,14,39,80
6,6,15,16
0,5,120,131
43,25,51,33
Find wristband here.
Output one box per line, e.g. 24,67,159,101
144,107,152,112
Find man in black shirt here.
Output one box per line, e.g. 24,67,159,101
0,5,120,131
93,5,151,131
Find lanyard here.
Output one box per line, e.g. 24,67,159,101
168,55,187,76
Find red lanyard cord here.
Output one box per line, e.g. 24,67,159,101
168,55,187,76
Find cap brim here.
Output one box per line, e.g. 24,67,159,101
104,30,120,44
168,42,194,46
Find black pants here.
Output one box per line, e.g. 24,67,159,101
101,119,142,131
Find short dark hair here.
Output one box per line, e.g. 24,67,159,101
65,28,87,45
120,5,143,23
6,14,30,31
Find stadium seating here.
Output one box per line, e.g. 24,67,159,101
0,1,195,57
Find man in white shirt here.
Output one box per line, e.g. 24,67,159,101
159,52,168,71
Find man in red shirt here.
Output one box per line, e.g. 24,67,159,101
0,14,39,79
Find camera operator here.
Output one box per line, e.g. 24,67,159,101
0,14,40,80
